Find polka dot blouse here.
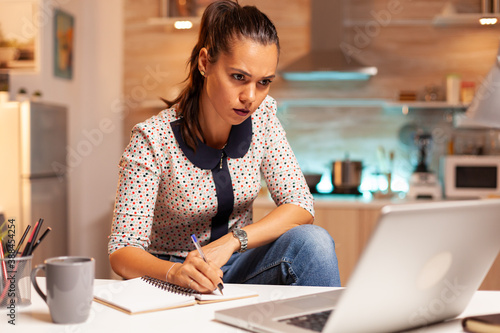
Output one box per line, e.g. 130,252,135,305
108,95,314,258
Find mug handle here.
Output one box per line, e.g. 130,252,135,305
30,264,47,303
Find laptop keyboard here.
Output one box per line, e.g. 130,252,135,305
279,310,333,332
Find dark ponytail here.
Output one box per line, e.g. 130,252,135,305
163,0,280,151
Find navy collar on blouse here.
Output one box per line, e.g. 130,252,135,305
170,117,253,170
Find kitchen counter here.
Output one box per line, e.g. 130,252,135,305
253,191,431,209
254,189,448,284
253,191,500,290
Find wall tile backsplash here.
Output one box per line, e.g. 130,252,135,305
277,103,460,193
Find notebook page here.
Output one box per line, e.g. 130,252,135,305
93,277,196,314
195,284,258,304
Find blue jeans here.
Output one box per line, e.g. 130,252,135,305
157,224,340,287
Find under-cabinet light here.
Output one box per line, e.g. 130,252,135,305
174,20,193,29
479,17,498,25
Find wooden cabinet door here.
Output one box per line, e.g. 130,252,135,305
253,202,380,287
313,208,380,286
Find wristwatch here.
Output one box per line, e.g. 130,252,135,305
232,228,248,253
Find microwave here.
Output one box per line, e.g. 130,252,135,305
441,155,500,198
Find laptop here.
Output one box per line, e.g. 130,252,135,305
215,199,500,333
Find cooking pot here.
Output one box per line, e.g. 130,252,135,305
331,159,363,190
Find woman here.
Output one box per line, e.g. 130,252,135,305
109,0,340,293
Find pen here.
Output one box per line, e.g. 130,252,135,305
190,234,224,295
0,238,7,286
22,218,43,257
0,220,7,242
13,225,30,257
31,227,51,253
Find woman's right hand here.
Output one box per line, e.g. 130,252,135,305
167,255,223,294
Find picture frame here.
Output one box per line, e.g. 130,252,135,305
53,9,74,80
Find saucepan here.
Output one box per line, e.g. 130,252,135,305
331,158,363,190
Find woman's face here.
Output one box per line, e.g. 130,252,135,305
199,37,278,128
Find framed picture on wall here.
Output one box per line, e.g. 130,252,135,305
53,9,74,80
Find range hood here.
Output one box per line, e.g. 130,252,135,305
280,0,377,81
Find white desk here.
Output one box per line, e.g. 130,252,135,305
2,278,500,332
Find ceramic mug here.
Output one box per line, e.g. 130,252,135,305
31,256,95,324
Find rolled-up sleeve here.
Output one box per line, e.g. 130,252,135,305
108,123,162,255
260,98,314,218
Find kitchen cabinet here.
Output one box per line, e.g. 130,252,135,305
253,198,500,290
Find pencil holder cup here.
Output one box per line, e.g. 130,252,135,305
0,255,32,308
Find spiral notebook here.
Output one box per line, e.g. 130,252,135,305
93,276,258,315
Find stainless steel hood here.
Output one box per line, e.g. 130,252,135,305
280,0,377,81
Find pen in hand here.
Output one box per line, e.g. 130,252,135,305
190,234,224,295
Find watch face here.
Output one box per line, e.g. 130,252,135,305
233,229,247,252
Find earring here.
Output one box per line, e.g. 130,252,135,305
200,70,205,77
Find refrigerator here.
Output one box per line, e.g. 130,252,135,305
0,101,68,266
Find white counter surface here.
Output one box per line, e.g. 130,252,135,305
4,278,500,332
